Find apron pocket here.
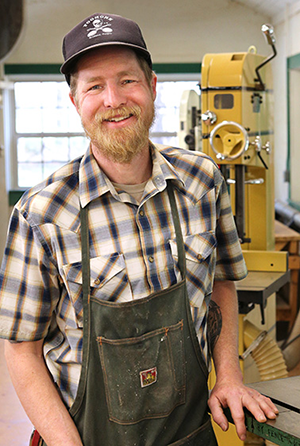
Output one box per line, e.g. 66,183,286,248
97,320,186,424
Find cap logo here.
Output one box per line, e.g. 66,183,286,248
83,15,113,39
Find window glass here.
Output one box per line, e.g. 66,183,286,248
17,138,42,162
16,109,43,133
152,81,199,135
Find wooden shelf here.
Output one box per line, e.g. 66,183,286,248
275,220,300,329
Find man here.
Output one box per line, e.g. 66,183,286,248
0,13,277,446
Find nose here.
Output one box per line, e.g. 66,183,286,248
103,83,126,108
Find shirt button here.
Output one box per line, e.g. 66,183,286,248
197,254,202,261
148,256,154,263
155,176,164,187
139,210,145,217
94,278,100,285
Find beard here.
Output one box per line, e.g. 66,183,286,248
81,103,155,164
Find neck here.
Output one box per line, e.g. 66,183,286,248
91,143,152,184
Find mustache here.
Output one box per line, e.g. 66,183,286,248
95,105,142,123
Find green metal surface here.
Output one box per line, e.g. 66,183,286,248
245,410,300,446
4,63,201,76
286,52,300,203
9,190,25,206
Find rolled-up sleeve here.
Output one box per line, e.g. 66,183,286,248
214,177,247,281
0,207,59,341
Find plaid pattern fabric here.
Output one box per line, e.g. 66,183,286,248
0,143,247,407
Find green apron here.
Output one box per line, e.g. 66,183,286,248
38,182,218,446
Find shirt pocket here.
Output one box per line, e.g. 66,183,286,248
169,231,217,297
62,253,130,326
169,231,217,264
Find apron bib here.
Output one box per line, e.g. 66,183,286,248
38,183,218,446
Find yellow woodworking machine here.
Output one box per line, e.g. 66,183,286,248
201,26,276,252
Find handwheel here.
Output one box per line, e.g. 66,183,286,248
209,121,249,160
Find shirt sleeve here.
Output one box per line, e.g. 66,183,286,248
0,206,60,341
214,176,248,281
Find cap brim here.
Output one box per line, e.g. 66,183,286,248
60,41,152,75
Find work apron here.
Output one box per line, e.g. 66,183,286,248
32,182,218,446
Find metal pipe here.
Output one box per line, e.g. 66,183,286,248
281,309,300,371
235,165,246,242
275,199,300,231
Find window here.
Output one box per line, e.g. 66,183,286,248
151,80,200,146
6,75,200,190
12,81,87,188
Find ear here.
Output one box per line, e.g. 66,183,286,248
151,73,157,101
69,92,80,113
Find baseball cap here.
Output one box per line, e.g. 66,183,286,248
61,13,152,84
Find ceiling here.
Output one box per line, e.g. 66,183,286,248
238,0,300,18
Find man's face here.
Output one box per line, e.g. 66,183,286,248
70,46,157,164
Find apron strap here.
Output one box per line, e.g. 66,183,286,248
80,203,90,307
167,181,186,280
71,204,92,417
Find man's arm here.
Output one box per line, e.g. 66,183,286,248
207,280,278,442
5,339,83,446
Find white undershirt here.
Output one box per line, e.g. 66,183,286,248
112,181,148,203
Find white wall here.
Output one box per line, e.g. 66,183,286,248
7,0,271,65
272,1,300,202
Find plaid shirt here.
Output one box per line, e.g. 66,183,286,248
0,143,247,407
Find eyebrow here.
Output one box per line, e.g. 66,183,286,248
84,75,104,84
84,70,141,84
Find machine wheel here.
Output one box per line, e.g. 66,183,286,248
209,121,249,160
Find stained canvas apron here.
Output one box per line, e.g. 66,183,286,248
33,182,218,446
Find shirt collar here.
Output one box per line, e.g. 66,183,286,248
145,142,185,194
79,143,185,208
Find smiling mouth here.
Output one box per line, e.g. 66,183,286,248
104,114,133,123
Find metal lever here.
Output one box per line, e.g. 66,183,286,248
250,136,271,169
240,330,267,360
227,178,264,185
255,24,277,91
201,110,217,125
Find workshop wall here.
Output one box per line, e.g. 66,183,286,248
6,0,270,65
272,3,300,204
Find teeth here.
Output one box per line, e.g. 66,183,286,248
108,115,130,122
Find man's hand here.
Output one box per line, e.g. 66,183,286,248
208,376,279,441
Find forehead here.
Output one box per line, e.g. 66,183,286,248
75,46,141,75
